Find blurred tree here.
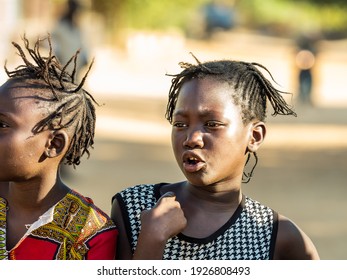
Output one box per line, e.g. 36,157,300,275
90,0,127,45
90,0,208,43
237,0,347,39
90,0,347,42
290,0,347,6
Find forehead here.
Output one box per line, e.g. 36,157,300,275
177,77,236,107
173,77,243,120
0,78,53,100
0,79,54,113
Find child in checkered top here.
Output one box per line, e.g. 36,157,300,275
112,55,319,260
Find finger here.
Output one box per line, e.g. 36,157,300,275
155,191,177,206
161,191,176,198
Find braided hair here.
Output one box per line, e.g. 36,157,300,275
4,35,97,167
165,53,296,124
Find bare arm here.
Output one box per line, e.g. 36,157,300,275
112,192,186,260
274,214,320,260
110,197,133,260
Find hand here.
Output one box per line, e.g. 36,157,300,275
133,192,187,259
140,191,187,243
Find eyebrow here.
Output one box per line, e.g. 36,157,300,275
173,108,222,118
0,112,15,121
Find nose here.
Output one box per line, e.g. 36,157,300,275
183,128,204,149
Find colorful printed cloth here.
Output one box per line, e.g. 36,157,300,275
0,190,118,260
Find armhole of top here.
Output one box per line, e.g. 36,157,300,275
114,193,134,250
269,210,279,260
153,182,169,200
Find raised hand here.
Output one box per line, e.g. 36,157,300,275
141,191,187,241
133,192,187,259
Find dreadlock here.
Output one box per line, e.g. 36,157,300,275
4,34,97,167
165,53,297,124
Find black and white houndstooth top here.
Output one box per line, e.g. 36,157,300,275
113,183,278,260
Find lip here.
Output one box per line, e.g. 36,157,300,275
182,151,206,173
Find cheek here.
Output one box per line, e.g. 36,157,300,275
226,126,251,147
171,129,183,145
171,130,185,158
13,134,46,163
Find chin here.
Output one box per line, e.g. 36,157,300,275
185,175,211,187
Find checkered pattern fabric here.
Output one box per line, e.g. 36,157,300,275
116,183,277,260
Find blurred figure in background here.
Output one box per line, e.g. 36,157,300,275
51,0,89,74
295,34,318,106
202,0,236,39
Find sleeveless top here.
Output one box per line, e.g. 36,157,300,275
114,183,278,260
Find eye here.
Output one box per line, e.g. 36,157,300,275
205,121,224,128
0,121,9,129
172,121,187,128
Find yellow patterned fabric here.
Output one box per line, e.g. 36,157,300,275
0,198,7,260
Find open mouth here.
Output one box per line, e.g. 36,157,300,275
183,154,205,173
186,157,199,165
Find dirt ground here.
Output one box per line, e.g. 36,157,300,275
63,31,347,260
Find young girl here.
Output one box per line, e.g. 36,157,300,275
111,55,319,260
0,35,117,260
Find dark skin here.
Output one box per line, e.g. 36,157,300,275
0,79,71,250
112,77,319,260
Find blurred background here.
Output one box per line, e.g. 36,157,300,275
1,0,346,259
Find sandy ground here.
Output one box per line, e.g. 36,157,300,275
61,31,347,260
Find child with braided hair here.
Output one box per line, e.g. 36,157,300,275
112,55,319,260
0,35,117,260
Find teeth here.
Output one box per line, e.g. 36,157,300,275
187,157,198,164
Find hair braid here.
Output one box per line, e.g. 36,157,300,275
165,54,296,124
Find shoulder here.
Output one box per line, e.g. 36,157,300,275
274,214,320,260
67,190,114,225
111,183,161,220
112,183,168,203
243,196,274,217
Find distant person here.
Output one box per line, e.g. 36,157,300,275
202,0,236,39
111,55,320,260
51,0,89,74
0,35,117,260
295,34,317,106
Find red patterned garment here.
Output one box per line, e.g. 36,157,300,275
0,190,118,260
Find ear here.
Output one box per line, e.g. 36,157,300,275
247,121,266,153
44,130,69,158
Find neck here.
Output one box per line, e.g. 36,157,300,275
5,176,69,211
184,182,242,211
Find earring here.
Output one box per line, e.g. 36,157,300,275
242,152,258,183
45,150,51,157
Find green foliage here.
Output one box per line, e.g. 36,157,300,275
91,0,347,39
289,0,347,7
123,0,207,30
238,0,347,38
91,0,207,31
